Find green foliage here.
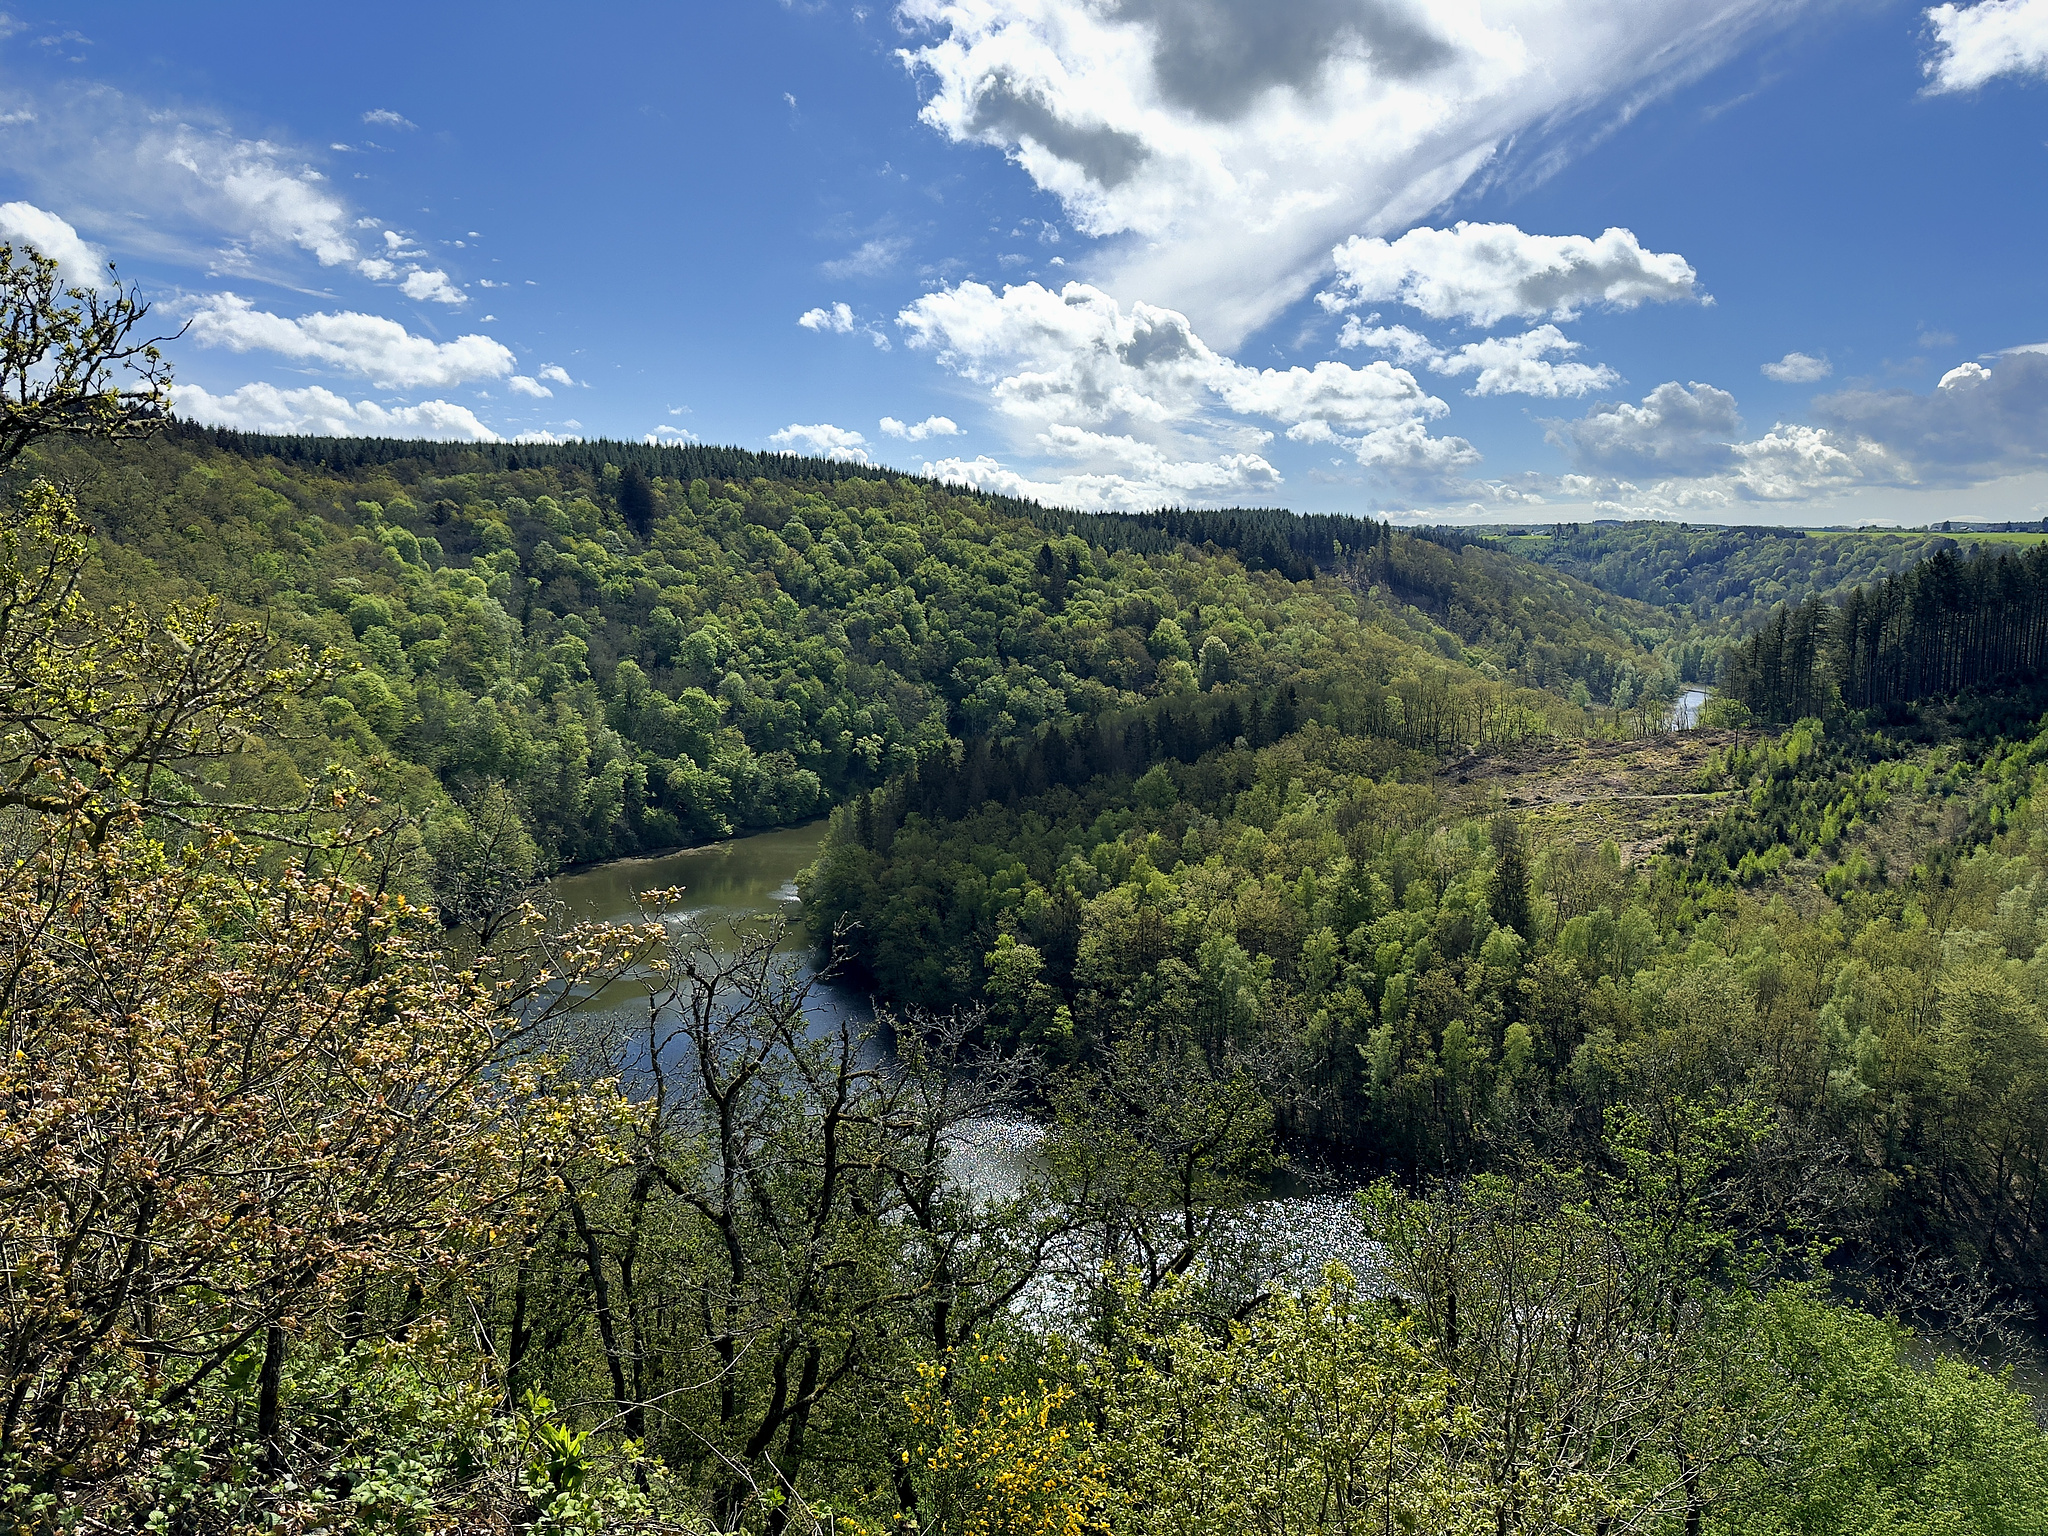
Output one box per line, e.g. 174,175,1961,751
1724,544,2048,724
14,428,1661,884
1495,521,1972,640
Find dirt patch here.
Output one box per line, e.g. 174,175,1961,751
1436,731,1752,864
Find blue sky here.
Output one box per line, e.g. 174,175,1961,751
2,0,2045,524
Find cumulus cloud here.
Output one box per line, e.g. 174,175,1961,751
1549,380,1743,476
1813,352,2048,478
1923,0,2048,92
1544,358,2048,509
646,424,700,444
900,280,1441,432
1543,378,1903,510
0,201,107,284
508,375,552,398
400,268,464,305
174,381,498,440
1762,350,1832,383
1321,222,1702,327
922,444,1279,510
799,302,858,334
898,278,1473,493
897,0,1790,343
538,364,576,387
770,423,872,462
881,414,963,440
183,294,515,389
1336,319,1439,366
362,108,416,129
1342,318,1619,397
1436,328,1619,398
799,301,890,348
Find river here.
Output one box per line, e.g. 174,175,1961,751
543,820,1376,1288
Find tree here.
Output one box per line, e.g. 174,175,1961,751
617,463,657,539
1099,1272,1496,1536
0,826,635,1509
1486,814,1532,939
1,242,176,469
1045,1031,1277,1328
534,915,1059,1535
0,478,332,849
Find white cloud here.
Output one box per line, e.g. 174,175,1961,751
897,0,1788,345
1726,423,1887,500
1544,379,1898,509
508,375,552,398
1814,351,2048,479
0,87,363,274
1923,0,2048,92
646,424,700,443
1336,318,1439,366
922,443,1279,510
0,201,107,284
1762,350,1832,383
770,422,872,462
821,236,911,279
799,302,858,333
898,277,1473,495
538,364,576,386
356,256,396,280
160,127,357,265
400,267,465,305
183,293,515,389
1342,318,1619,397
1321,222,1701,328
1436,327,1617,398
881,414,963,440
1515,356,2048,514
900,279,1438,432
799,301,891,348
174,381,498,440
513,429,584,444
362,108,416,129
1549,380,1743,475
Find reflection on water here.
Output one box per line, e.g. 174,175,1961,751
544,820,870,1030
1671,687,1711,729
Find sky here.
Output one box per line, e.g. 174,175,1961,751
1,0,2045,526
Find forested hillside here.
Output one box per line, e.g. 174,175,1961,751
1722,543,2048,725
1491,520,2021,638
18,424,1673,883
7,248,2048,1534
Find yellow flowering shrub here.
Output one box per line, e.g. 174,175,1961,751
854,1353,1106,1536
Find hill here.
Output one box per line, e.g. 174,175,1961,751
18,425,1676,884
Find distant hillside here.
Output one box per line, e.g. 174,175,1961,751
1484,521,2022,633
14,427,1671,884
